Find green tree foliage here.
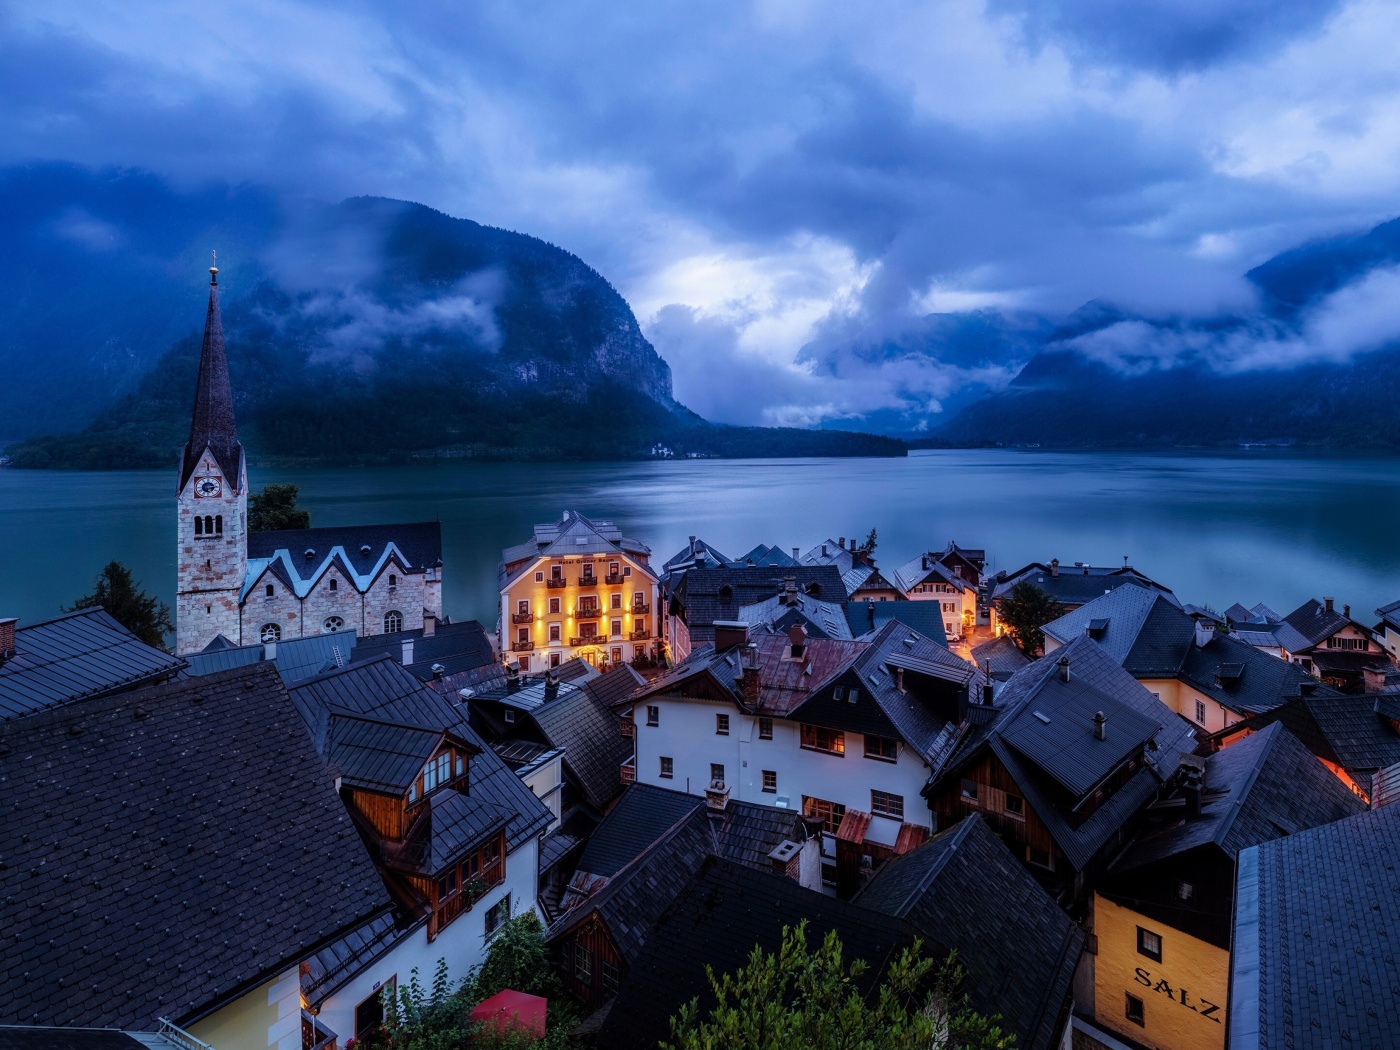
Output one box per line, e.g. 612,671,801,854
248,483,310,531
66,561,173,649
857,528,878,555
997,582,1060,656
664,922,1015,1050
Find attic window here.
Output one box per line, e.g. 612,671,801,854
329,578,338,592
305,548,316,559
805,583,821,596
361,544,372,554
718,585,733,600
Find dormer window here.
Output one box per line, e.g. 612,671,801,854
411,747,468,803
265,584,274,598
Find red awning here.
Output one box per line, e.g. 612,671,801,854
470,989,548,1039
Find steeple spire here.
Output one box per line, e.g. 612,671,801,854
179,253,242,492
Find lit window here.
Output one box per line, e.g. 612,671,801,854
802,795,846,834
799,724,845,755
863,735,898,761
549,598,561,614
710,763,725,784
535,571,544,582
871,790,904,819
384,610,403,633
758,717,773,740
1125,994,1145,1027
716,713,730,735
609,561,619,576
1137,927,1162,962
646,705,659,726
259,623,281,643
485,894,511,937
323,616,344,633
659,756,673,778
762,770,777,792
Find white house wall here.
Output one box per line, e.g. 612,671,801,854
632,698,932,847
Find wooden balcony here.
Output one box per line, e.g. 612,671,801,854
429,856,506,940
631,602,651,614
620,756,636,784
573,605,602,619
576,576,599,588
546,577,568,589
511,641,535,652
511,612,533,624
630,628,652,641
619,717,635,737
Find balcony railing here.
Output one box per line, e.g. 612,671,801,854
620,756,637,784
570,635,602,647
630,628,652,641
631,602,651,614
546,577,568,589
511,641,535,652
605,572,626,585
619,717,635,737
511,612,533,624
429,856,506,940
577,575,598,588
573,605,602,619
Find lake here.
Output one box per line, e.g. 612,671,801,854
3,450,1400,633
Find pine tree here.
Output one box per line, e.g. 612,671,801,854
248,483,310,532
997,582,1059,656
67,561,174,650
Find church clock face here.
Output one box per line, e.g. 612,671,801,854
194,476,222,498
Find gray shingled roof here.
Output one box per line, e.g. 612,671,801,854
0,664,390,1030
350,620,495,681
184,630,357,684
528,668,638,810
1042,585,1195,676
991,562,1177,609
971,635,1031,680
669,565,848,646
856,814,1085,1050
326,712,443,794
1278,597,1353,650
1230,805,1400,1050
738,592,854,640
575,784,704,878
845,600,950,647
0,609,185,721
499,511,654,586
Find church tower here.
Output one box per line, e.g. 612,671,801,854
175,256,248,655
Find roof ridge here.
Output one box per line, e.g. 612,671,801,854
327,707,446,735
1212,721,1283,849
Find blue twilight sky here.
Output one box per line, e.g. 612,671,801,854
4,0,1400,426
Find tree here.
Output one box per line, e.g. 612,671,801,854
664,922,1015,1050
857,528,878,555
997,582,1059,656
248,483,310,532
67,561,173,649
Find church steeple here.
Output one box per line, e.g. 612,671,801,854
179,253,242,493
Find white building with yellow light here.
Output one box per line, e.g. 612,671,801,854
498,511,660,672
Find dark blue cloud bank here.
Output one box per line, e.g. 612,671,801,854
2,0,1399,433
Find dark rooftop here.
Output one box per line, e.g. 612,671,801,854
991,562,1177,609
350,619,495,681
844,599,950,646
326,712,445,794
179,274,242,493
0,664,389,1030
248,521,443,579
0,609,185,722
574,783,704,878
528,667,640,810
1229,805,1400,1050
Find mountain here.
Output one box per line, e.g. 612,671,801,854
1,165,901,465
929,216,1400,450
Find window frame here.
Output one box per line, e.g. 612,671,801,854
1125,993,1145,1027
259,623,281,644
646,705,659,726
323,615,344,633
384,610,403,633
1136,926,1163,962
870,789,905,820
484,893,511,937
710,762,725,784
1005,793,1025,819
1195,698,1207,724
758,716,773,740
762,769,777,793
572,942,593,983
863,734,899,762
801,795,847,835
716,713,730,735
799,723,846,756
659,756,674,778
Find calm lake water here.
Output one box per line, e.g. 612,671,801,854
3,450,1400,632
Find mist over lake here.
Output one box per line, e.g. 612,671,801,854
4,449,1400,633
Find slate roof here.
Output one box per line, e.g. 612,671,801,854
669,566,847,645
527,668,638,810
0,664,390,1030
244,521,442,603
499,511,654,586
0,1028,179,1050
892,553,970,594
300,910,404,1008
845,599,950,647
728,543,797,568
1225,601,1281,626
1229,805,1400,1050
1215,687,1400,798
351,620,496,680
183,629,357,684
592,856,916,1050
1278,597,1353,651
326,712,444,794
738,592,854,640
574,784,705,878
1114,723,1365,874
855,814,1085,1050
289,656,551,851
0,609,185,721
661,537,731,578
396,790,515,875
971,635,1031,680
179,274,242,493
930,636,1196,873
1378,598,1400,631
990,563,1177,609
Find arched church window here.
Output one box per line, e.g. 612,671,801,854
195,517,203,536
389,574,398,588
260,623,281,643
329,578,338,592
265,584,274,598
214,515,222,536
384,610,403,634
323,616,345,633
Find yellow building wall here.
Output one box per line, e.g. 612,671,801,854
1141,679,1241,735
501,554,658,668
188,968,301,1050
1093,894,1228,1050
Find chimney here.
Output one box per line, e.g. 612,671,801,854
714,620,751,652
740,643,761,703
431,663,446,680
821,544,828,557
1058,655,1070,683
982,679,995,705
1050,558,1060,578
792,547,800,561
782,575,799,605
1363,666,1387,694
838,537,845,549
689,535,697,551
1194,621,1214,648
505,662,521,693
544,669,560,702
0,618,15,661
893,666,905,692
787,623,807,659
921,555,929,571
1093,710,1106,741
1324,597,1334,614
1183,769,1203,820
402,638,415,666
1344,604,1351,620
263,639,277,660
423,613,437,637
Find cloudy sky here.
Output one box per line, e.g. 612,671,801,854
5,0,1400,425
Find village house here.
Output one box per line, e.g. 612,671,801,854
0,663,391,1050
497,511,660,672
1223,603,1289,659
988,560,1177,637
1228,805,1400,1049
1270,597,1391,692
1082,724,1363,1050
0,608,184,720
1041,584,1323,736
174,263,443,656
286,655,552,1044
922,635,1196,901
1375,598,1400,662
893,542,986,641
617,619,980,896
662,563,846,660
